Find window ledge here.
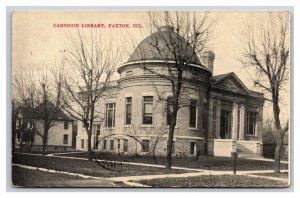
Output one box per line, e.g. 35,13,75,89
246,134,258,138
166,125,179,129
188,127,198,131
141,125,153,128
124,125,132,128
103,127,115,130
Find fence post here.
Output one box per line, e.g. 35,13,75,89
231,151,238,174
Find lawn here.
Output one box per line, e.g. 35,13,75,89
56,151,289,171
252,172,289,179
12,153,193,178
136,175,289,188
12,166,121,187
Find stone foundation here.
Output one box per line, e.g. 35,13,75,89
208,138,262,157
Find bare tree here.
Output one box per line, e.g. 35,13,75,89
61,29,121,160
13,68,63,154
239,14,289,173
136,11,215,168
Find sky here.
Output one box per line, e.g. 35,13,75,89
12,11,290,122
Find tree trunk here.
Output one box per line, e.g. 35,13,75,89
274,131,284,173
166,123,175,169
42,129,48,156
87,127,92,161
42,137,47,155
272,91,283,173
166,113,177,169
12,116,17,154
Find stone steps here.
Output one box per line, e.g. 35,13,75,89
236,143,258,158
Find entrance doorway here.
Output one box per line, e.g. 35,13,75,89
220,111,231,139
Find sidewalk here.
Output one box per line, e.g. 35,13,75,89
244,157,289,164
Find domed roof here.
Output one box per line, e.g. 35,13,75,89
127,26,201,65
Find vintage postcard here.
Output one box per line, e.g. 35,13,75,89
11,10,290,188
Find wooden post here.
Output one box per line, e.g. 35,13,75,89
231,151,238,174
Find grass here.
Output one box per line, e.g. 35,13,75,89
12,166,121,187
136,175,289,188
12,153,193,178
56,151,289,171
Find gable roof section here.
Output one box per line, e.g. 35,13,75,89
33,101,73,121
211,72,251,95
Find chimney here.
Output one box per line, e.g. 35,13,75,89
201,50,215,74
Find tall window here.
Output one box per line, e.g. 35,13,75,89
142,140,149,152
64,121,68,129
125,97,132,125
123,139,128,152
237,106,241,138
143,96,153,124
105,103,116,127
166,97,176,125
212,106,217,136
213,106,217,120
96,124,100,135
94,124,101,150
247,112,257,136
110,140,114,150
190,142,196,155
103,140,107,150
81,139,84,149
63,134,68,144
220,111,231,139
189,100,197,128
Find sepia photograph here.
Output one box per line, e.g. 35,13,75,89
11,10,290,188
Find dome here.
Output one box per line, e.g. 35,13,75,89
127,26,201,65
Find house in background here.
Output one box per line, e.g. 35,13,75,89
262,128,289,160
15,102,74,151
76,26,265,157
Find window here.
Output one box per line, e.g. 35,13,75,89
105,103,116,127
81,139,84,149
126,70,133,76
237,106,241,138
189,100,197,128
96,124,101,135
212,106,217,135
142,140,149,152
103,140,107,150
143,96,153,124
202,100,207,130
220,111,231,139
110,140,114,150
247,112,257,136
125,97,132,125
213,106,216,120
123,139,128,152
64,121,68,129
190,142,196,155
30,120,34,128
63,134,68,144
